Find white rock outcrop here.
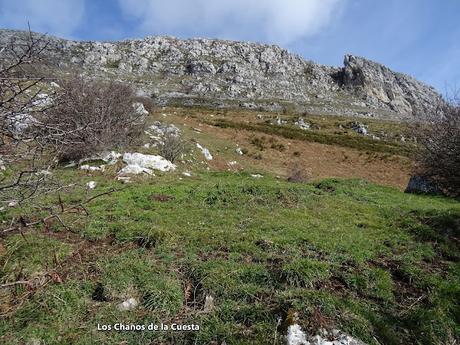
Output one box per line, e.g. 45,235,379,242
101,151,122,165
295,118,311,130
6,113,36,133
86,181,97,189
80,164,105,172
287,324,308,345
286,327,368,345
117,298,138,311
196,143,213,161
119,153,176,175
133,102,149,115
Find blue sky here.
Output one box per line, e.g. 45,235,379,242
0,0,458,94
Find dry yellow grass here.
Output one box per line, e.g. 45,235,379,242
160,107,412,190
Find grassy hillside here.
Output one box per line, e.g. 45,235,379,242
156,107,413,189
1,171,459,344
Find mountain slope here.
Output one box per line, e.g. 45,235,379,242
1,172,459,344
0,29,443,120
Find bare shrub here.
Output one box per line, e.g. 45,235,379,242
287,162,311,183
157,132,186,163
0,30,137,233
410,96,460,196
0,29,58,203
37,76,146,162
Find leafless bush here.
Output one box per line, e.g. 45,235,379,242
157,132,186,163
0,30,145,235
0,29,147,206
286,162,311,183
37,76,146,162
0,28,57,204
410,95,460,196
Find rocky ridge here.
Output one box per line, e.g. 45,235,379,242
0,29,443,120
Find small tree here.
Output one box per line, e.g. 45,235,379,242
411,96,460,197
38,76,146,161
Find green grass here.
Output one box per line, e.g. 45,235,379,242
1,234,71,280
1,172,459,344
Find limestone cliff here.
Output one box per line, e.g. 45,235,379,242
0,29,443,120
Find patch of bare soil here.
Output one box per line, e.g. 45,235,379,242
171,112,412,190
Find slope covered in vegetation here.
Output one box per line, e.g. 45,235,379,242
1,170,459,344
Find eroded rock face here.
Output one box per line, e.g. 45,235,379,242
0,29,443,120
340,55,442,116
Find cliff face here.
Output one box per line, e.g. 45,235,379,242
340,55,442,116
0,29,443,119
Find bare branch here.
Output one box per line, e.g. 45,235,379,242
409,94,460,197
